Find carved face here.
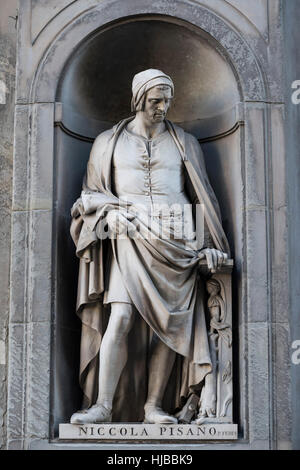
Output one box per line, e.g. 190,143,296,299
206,281,220,295
143,86,172,123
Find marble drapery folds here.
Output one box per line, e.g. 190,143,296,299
70,118,230,421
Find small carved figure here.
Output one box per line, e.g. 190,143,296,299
207,278,232,347
195,278,232,422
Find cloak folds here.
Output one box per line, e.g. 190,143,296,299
70,118,230,421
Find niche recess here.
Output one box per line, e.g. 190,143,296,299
52,16,243,434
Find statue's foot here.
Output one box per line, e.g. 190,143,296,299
70,404,112,424
144,405,178,424
193,415,207,425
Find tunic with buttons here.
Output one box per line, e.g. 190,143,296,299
104,126,198,305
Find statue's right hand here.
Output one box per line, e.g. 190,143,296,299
198,248,228,273
106,210,135,236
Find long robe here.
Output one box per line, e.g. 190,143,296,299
70,117,230,421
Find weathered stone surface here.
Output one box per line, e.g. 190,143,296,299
0,209,11,323
12,105,30,211
245,209,268,322
6,321,51,447
29,104,54,210
11,190,53,326
6,439,23,450
266,0,285,102
271,106,286,211
0,340,5,365
10,211,27,323
248,322,270,448
272,207,289,324
7,324,26,445
0,0,17,450
284,0,300,450
244,104,266,208
0,364,7,447
26,438,250,450
26,322,51,439
225,0,269,40
28,211,52,323
196,0,284,102
31,0,76,44
270,105,289,324
272,323,292,449
236,323,248,439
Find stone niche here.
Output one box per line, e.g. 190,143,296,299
53,17,243,437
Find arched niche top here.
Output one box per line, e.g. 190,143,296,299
31,0,267,104
56,18,240,126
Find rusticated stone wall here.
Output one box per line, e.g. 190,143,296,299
0,0,17,450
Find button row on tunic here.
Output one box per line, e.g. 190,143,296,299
143,152,151,194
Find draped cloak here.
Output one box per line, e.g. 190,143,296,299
70,117,230,421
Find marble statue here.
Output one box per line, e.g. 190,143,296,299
69,69,230,425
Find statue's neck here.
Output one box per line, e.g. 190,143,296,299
127,113,166,140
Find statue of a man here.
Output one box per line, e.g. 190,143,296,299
69,69,230,425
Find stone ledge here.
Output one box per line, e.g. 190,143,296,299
59,423,238,441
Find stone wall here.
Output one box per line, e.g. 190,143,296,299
283,0,300,450
0,0,17,450
0,0,299,450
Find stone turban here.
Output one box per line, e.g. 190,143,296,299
131,69,174,112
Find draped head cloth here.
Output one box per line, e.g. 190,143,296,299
131,69,174,112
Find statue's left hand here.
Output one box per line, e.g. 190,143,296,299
198,248,228,273
71,198,84,218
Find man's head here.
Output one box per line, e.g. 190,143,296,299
131,69,174,123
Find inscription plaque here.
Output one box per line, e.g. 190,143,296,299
59,423,238,440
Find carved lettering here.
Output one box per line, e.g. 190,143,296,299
109,427,117,436
79,426,88,436
140,427,149,436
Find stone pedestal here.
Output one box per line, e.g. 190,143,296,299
59,423,238,441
